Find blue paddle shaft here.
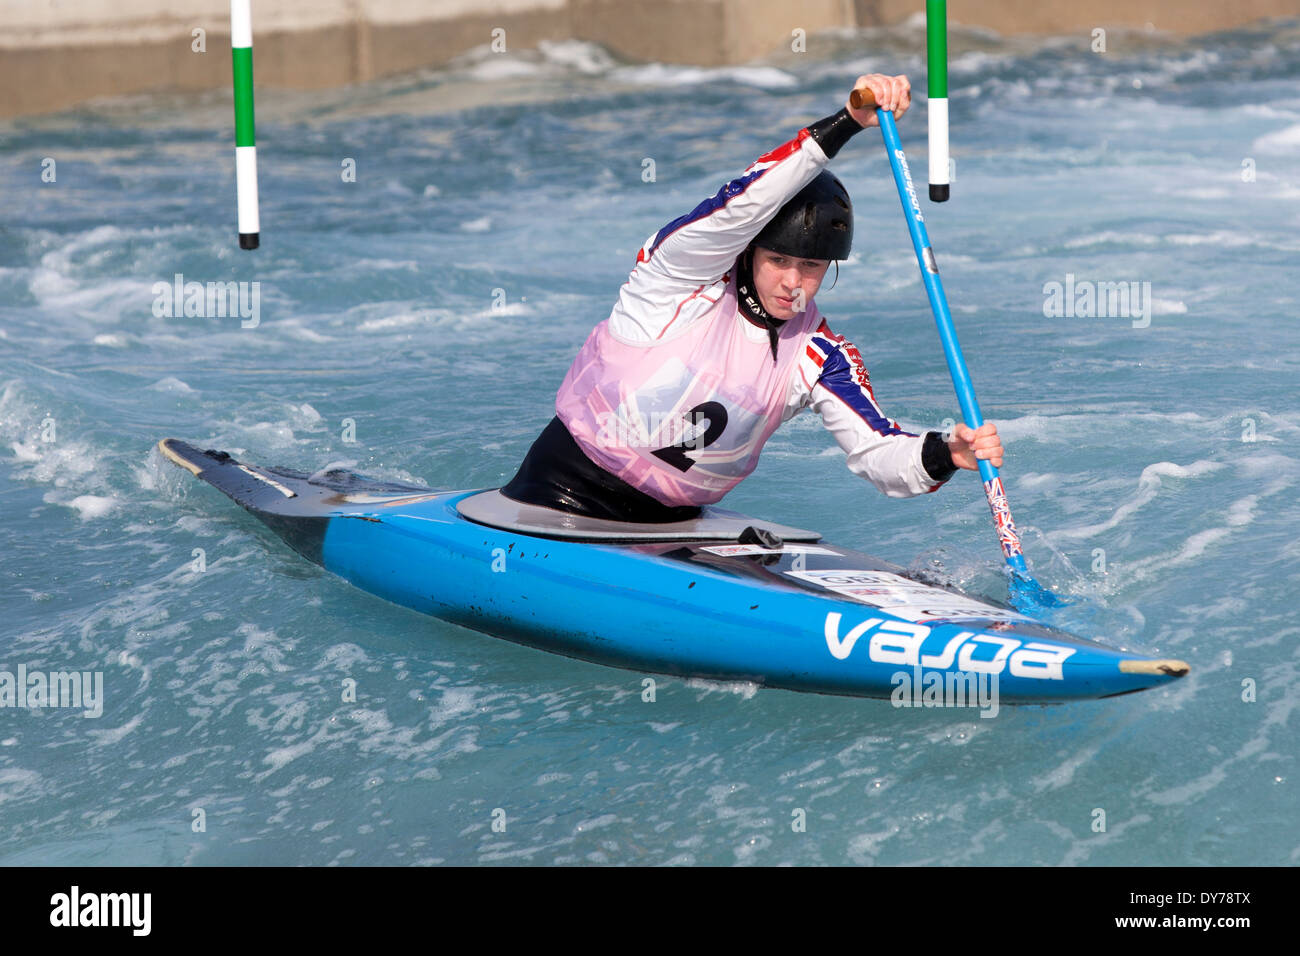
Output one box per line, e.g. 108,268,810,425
873,106,1031,576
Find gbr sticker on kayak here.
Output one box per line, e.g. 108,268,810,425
824,613,1075,680
786,569,1029,624
699,544,837,557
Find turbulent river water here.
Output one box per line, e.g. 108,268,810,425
1,19,1297,865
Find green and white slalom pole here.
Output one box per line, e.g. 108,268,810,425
927,0,949,202
231,0,259,249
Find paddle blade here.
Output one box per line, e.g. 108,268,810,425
1008,567,1074,614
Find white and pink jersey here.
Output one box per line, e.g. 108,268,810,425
555,127,946,507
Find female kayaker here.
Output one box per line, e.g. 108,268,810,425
503,73,1003,522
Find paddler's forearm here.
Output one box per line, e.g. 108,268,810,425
806,107,867,159
796,325,957,497
921,431,957,483
837,430,948,499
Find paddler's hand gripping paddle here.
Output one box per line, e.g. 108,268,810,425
850,86,1067,611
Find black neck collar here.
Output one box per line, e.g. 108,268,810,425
735,249,784,362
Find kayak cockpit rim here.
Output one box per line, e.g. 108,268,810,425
454,489,822,544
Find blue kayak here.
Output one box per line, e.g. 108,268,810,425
157,438,1188,703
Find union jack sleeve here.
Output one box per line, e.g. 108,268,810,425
789,319,950,497
609,128,832,342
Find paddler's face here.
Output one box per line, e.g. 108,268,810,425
751,246,831,321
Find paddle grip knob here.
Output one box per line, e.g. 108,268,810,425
849,88,879,110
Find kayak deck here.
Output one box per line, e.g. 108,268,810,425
456,488,821,542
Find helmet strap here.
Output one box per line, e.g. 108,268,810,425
735,247,783,364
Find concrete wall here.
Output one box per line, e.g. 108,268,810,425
2,0,1297,118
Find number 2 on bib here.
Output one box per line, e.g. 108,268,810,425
651,401,728,473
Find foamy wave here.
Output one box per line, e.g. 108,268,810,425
357,312,425,332
611,63,797,89
451,38,619,81
1166,230,1259,248
288,402,323,431
280,320,334,343
474,301,531,318
456,54,547,82
536,39,619,75
86,713,144,747
1053,459,1226,540
48,492,119,520
0,769,45,808
992,410,1207,444
685,677,760,700
1251,123,1300,154
2,385,109,495
1064,231,1161,249
29,271,154,321
1240,103,1300,121
450,35,800,89
147,376,195,394
37,224,124,271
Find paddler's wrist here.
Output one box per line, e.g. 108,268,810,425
806,107,866,159
922,431,957,483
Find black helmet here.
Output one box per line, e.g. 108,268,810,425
752,170,853,261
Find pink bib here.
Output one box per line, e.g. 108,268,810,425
556,279,821,506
